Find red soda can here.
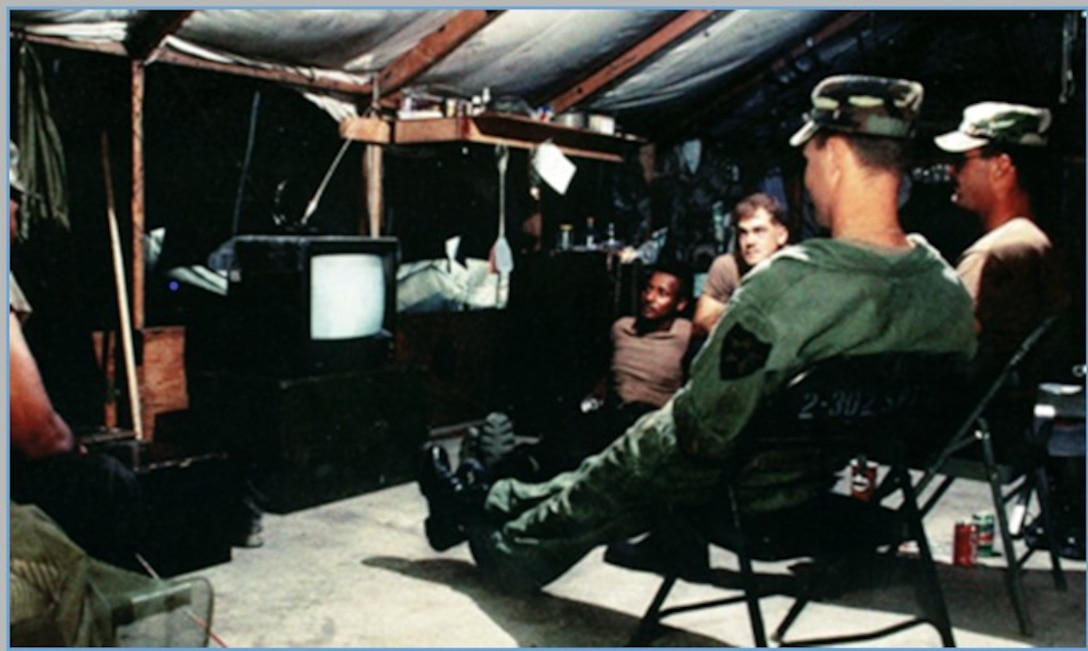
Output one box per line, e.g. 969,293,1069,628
954,520,978,567
850,457,877,501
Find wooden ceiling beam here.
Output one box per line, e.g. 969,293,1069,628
546,9,717,115
20,32,128,57
124,10,192,62
374,9,504,105
152,50,374,95
23,32,374,95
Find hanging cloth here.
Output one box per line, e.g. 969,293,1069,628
15,40,70,241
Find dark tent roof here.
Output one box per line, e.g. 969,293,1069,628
11,9,1085,152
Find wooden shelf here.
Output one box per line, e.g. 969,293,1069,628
340,113,643,163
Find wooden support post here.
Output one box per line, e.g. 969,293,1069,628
364,144,383,236
131,59,145,331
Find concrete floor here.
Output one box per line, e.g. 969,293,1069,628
183,448,1085,648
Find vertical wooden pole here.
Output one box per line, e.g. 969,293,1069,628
102,133,143,442
131,59,146,330
364,144,383,236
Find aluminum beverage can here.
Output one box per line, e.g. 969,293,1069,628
973,513,995,557
850,458,877,501
954,520,978,567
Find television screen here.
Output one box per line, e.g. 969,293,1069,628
226,235,399,376
310,253,386,340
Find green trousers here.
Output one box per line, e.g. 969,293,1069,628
469,403,723,592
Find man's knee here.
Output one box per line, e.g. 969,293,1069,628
466,524,553,594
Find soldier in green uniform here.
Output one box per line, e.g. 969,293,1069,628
418,75,977,593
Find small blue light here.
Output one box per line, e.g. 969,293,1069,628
168,281,180,292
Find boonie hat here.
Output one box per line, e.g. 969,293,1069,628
790,74,925,147
10,141,25,194
934,101,1051,153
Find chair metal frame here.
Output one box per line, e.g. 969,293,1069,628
903,315,1069,637
102,572,216,647
610,352,968,647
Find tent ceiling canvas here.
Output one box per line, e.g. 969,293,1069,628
10,8,1085,151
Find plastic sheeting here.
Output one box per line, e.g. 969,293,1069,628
9,9,830,125
11,9,1085,152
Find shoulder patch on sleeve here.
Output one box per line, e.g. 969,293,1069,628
718,324,772,380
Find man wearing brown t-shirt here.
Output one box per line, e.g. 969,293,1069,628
693,192,789,339
935,102,1070,375
610,268,693,408
475,265,692,483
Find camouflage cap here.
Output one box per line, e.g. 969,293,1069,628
934,101,1051,152
789,74,925,147
9,141,25,194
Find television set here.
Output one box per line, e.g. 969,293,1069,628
224,235,399,376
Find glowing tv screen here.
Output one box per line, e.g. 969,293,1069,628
227,235,399,376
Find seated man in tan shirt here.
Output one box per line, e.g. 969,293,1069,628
608,264,694,408
934,101,1070,377
462,263,693,483
693,192,790,340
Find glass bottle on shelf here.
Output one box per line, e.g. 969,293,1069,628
584,216,599,249
557,223,574,251
605,222,620,250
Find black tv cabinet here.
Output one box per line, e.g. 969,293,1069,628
189,365,427,513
